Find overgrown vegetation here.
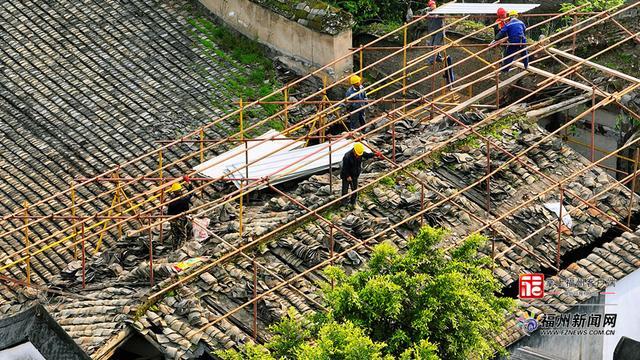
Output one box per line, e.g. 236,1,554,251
188,17,283,124
216,226,514,359
560,0,625,12
328,0,411,28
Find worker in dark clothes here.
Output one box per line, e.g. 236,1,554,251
340,142,381,207
426,0,445,65
166,176,193,249
490,10,529,72
344,75,368,131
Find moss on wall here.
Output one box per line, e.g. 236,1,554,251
250,0,354,35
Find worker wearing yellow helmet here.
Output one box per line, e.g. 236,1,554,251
166,175,194,249
344,75,368,131
340,142,382,207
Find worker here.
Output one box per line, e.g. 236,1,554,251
166,176,193,249
491,10,529,71
340,142,381,207
344,75,368,131
494,7,508,35
426,0,445,65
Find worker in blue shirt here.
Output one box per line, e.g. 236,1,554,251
344,75,368,131
491,10,529,72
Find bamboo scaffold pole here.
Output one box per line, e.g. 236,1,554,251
0,2,600,250
0,4,632,278
0,0,587,240
144,69,640,306
187,127,640,337
0,1,591,244
0,14,475,242
0,12,458,224
1,0,589,235
1,16,632,280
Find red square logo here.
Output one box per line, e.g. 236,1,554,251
519,274,545,299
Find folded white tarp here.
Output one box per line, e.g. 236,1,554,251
193,130,305,180
430,3,539,14
224,138,370,189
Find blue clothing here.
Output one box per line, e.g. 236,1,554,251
345,85,367,130
495,19,529,71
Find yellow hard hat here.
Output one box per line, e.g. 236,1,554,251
354,142,365,156
170,183,182,192
508,10,518,17
350,75,362,85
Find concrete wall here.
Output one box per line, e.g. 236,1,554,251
198,0,353,79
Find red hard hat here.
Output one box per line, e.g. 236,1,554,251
428,0,436,7
497,7,507,17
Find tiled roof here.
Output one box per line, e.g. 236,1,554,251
0,0,244,283
0,1,637,359
0,107,636,358
121,113,636,357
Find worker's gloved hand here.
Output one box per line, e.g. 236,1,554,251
183,175,191,183
375,150,382,158
489,40,497,47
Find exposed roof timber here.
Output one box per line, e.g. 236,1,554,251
547,48,640,84
513,62,611,96
431,3,540,15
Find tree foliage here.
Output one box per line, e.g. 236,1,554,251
328,0,411,26
560,0,624,12
217,226,514,359
322,227,514,359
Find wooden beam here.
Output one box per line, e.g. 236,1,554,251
547,47,640,84
520,62,610,96
526,94,592,119
92,328,132,360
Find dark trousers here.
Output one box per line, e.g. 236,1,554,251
341,176,359,205
502,45,529,72
426,32,445,65
349,111,365,130
170,216,191,249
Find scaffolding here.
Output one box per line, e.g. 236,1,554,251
1,0,640,345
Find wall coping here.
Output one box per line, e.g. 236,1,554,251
249,0,353,35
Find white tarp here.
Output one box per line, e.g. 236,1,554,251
194,130,304,180
430,3,540,14
543,202,573,229
224,138,371,189
0,342,46,360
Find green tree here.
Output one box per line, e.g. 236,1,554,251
216,312,390,359
321,226,514,359
560,0,624,12
328,0,411,27
217,226,514,359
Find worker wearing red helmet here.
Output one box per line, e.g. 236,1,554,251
495,7,508,30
